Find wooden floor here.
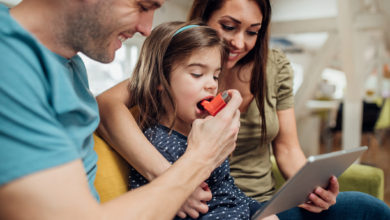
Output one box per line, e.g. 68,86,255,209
320,130,390,206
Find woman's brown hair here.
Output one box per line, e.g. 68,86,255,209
128,20,228,130
188,0,271,141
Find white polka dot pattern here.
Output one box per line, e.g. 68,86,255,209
129,124,260,219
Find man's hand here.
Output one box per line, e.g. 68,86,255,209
299,176,339,212
176,182,211,219
178,89,241,218
186,89,242,172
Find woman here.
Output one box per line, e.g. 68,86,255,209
97,0,390,219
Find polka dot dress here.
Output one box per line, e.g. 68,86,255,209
129,124,261,220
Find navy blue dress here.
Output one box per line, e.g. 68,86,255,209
129,124,261,220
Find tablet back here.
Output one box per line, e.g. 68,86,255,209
252,146,368,219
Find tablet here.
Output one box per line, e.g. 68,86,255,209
251,146,368,220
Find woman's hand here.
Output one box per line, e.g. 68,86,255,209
176,182,212,219
299,176,339,212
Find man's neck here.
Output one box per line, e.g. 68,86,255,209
10,1,76,59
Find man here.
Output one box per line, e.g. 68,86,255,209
0,0,242,219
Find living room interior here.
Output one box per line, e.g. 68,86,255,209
2,0,389,206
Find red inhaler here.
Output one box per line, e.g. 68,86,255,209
201,91,231,116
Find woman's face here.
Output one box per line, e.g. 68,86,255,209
207,0,263,69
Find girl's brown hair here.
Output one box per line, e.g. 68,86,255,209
128,21,228,129
188,0,271,141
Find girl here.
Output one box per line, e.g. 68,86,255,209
126,21,266,219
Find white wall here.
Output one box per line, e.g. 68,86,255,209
271,0,337,21
0,0,21,7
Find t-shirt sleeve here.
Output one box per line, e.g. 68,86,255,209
272,49,295,110
0,38,80,186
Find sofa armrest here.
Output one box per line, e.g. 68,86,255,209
94,133,129,203
338,164,384,200
271,156,384,200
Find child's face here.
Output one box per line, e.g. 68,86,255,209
168,46,222,134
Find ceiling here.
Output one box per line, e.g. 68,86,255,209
3,0,389,61
270,0,390,52
168,0,390,53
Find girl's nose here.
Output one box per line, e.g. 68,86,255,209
205,77,218,92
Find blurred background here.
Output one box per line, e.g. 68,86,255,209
3,0,390,205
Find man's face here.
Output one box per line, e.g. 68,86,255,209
67,0,164,63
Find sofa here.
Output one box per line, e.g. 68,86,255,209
93,134,385,203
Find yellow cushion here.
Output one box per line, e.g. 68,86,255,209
93,133,128,203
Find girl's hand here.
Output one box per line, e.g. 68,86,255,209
299,176,339,212
177,182,212,219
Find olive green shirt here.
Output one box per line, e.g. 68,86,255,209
229,49,294,202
